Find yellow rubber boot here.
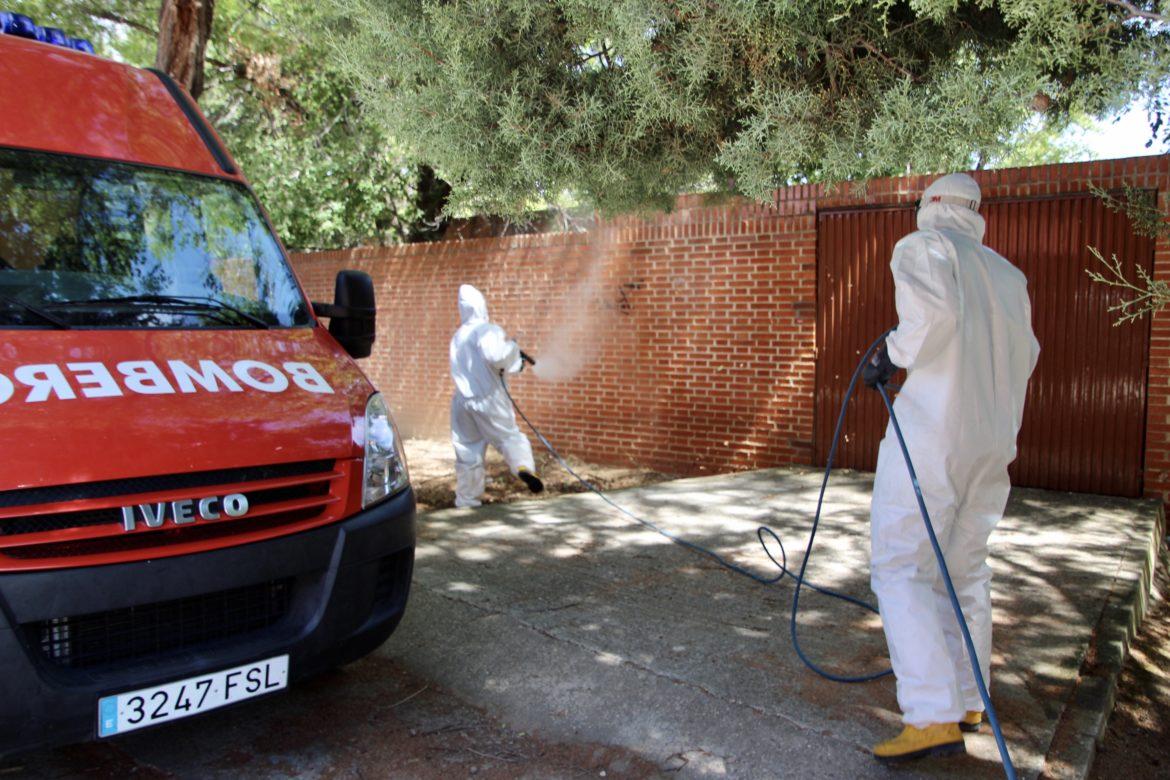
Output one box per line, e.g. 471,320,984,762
873,723,965,764
960,710,984,733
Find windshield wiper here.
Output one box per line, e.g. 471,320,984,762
0,295,71,329
46,294,270,329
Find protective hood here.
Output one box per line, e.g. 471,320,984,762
449,284,521,401
458,284,489,325
917,173,986,243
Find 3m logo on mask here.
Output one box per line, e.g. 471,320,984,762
121,493,249,532
0,360,334,405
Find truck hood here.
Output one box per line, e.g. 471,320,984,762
0,327,372,490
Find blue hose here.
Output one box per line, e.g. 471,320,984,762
501,331,1016,777
877,382,1016,778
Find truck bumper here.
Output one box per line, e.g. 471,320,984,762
0,486,416,758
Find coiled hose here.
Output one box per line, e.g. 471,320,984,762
500,332,1015,778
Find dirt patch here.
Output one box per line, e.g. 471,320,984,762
11,656,665,779
405,438,673,512
1090,539,1170,779
6,440,672,778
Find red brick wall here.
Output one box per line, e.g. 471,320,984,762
1145,184,1170,498
292,199,817,475
292,156,1170,490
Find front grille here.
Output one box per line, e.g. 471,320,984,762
0,460,334,509
1,480,332,537
27,579,294,669
0,461,343,568
4,510,323,559
0,507,116,536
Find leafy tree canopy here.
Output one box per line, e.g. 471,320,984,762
9,0,429,249
331,0,1170,215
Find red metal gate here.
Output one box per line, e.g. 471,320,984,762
814,193,1155,497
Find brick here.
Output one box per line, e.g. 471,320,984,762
291,155,1168,480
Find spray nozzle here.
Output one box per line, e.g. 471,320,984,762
520,350,536,367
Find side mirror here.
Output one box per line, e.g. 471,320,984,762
313,270,376,359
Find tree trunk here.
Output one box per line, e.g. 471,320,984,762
154,0,214,101
408,165,453,242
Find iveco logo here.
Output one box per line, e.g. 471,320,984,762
120,493,249,532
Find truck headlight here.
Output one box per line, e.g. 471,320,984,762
362,393,410,508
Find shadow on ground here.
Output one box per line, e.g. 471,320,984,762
11,467,1158,780
1090,538,1170,780
14,655,660,779
391,467,1160,779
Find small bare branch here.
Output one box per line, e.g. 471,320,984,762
389,685,428,708
78,5,155,36
855,40,919,82
1098,0,1170,24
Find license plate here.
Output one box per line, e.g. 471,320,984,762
97,655,288,737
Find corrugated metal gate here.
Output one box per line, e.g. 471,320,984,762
814,193,1156,497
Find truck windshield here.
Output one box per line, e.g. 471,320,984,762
0,148,310,329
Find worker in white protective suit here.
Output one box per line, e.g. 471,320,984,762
862,173,1040,763
449,284,543,507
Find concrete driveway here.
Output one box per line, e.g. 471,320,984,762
14,467,1161,779
386,467,1161,779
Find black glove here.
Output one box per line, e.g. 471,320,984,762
863,343,898,389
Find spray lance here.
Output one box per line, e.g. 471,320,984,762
498,349,535,378
501,332,1016,779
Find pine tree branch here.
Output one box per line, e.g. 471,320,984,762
1086,246,1170,324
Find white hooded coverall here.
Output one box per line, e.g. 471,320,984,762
870,173,1040,727
449,284,536,507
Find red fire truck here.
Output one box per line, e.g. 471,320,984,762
0,12,415,755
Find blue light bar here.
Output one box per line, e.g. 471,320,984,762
42,26,67,46
0,10,95,53
0,12,38,39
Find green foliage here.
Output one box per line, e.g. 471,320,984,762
7,1,158,64
1085,183,1169,325
331,0,1170,215
1089,182,1170,240
198,3,423,249
7,0,421,250
985,115,1094,169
